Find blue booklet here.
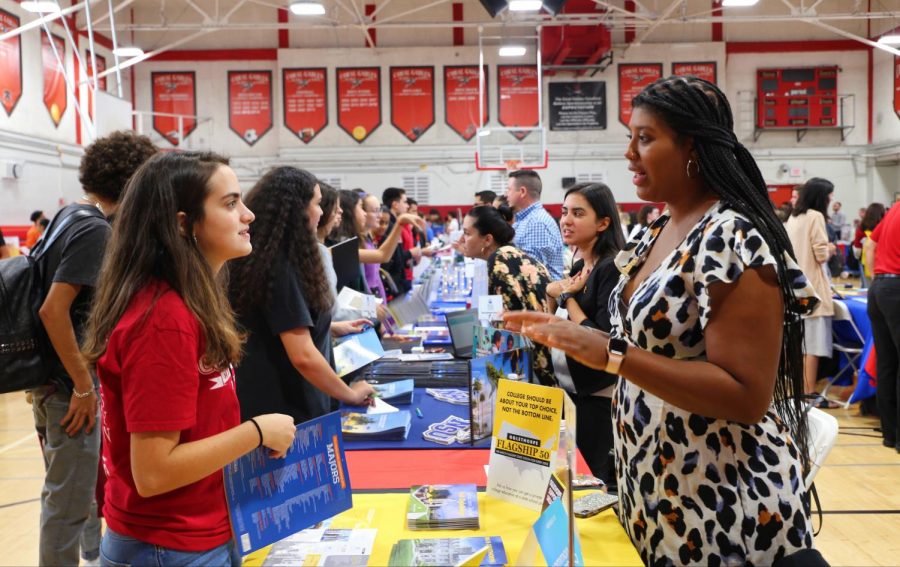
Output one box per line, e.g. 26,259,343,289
372,378,414,404
341,410,412,441
224,412,353,556
334,327,384,377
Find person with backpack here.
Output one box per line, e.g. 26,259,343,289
29,131,157,566
81,151,296,566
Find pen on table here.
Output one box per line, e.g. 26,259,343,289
415,407,423,418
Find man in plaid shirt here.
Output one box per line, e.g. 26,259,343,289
505,170,564,280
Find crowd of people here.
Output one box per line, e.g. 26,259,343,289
3,76,899,566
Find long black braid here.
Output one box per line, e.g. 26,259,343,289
633,76,810,472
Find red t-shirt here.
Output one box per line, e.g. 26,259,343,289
871,205,900,275
97,279,240,551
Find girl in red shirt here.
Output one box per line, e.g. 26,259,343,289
82,152,296,566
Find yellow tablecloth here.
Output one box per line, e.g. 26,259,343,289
244,492,642,566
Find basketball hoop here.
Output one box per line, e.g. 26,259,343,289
505,159,522,172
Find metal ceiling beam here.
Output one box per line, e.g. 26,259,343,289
85,0,136,29
630,0,684,46
375,0,453,26
0,0,105,42
806,18,900,57
88,29,215,82
183,0,213,22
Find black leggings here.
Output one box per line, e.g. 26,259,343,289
574,394,615,484
869,277,900,446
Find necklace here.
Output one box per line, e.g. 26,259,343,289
81,195,104,215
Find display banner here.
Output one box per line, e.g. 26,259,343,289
227,70,272,146
41,33,67,127
283,68,327,144
895,56,900,120
151,71,197,146
498,65,539,140
337,67,381,143
0,9,22,116
390,66,434,142
618,63,662,128
548,82,606,131
444,65,488,141
672,61,717,84
85,51,107,122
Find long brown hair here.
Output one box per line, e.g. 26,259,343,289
83,151,243,369
229,166,334,317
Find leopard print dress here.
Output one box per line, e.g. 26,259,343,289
609,202,818,566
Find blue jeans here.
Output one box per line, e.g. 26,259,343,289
32,384,101,565
100,528,241,567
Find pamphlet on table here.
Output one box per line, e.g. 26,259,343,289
224,412,352,555
341,410,412,441
388,536,508,566
406,484,480,530
260,522,376,566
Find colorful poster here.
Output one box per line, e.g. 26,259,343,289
85,51,107,122
444,65,488,141
617,63,662,128
470,349,532,442
227,70,272,146
895,56,900,120
283,67,327,144
337,67,381,143
151,71,197,146
224,411,353,555
41,33,67,127
498,65,539,140
486,379,563,511
0,9,22,116
672,61,717,84
390,66,434,142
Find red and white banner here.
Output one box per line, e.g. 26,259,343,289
41,33,66,128
85,51,107,122
618,63,662,128
444,65,487,141
390,66,434,142
0,9,21,117
228,71,272,146
151,72,197,146
895,56,900,120
283,68,327,144
498,65,539,140
337,67,381,143
672,62,717,85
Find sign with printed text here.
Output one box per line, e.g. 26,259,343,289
0,9,22,116
498,65,539,140
390,66,434,142
41,33,67,127
337,67,381,143
548,81,606,131
444,65,488,141
672,61,717,85
618,63,662,128
486,379,563,510
283,68,327,144
151,71,197,146
228,70,272,146
85,51,107,122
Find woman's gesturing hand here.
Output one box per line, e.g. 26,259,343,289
254,413,297,458
503,311,611,371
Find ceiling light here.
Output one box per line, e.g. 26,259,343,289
477,129,492,137
877,34,900,45
499,46,527,57
113,46,145,58
21,1,61,13
509,0,543,11
721,0,759,6
289,1,326,15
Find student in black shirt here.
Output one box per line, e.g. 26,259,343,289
229,167,375,423
32,131,157,566
545,182,625,486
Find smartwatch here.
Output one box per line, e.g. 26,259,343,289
557,292,575,305
606,337,628,375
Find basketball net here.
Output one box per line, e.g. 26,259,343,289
505,159,522,172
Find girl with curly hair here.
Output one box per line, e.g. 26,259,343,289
229,167,374,423
82,151,296,566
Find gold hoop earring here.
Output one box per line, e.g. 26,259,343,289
686,159,700,179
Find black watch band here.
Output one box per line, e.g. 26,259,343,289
558,292,574,304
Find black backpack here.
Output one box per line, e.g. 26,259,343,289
0,209,95,393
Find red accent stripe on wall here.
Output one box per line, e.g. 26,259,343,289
453,2,463,46
365,4,376,47
150,49,278,61
624,0,635,44
278,7,288,48
711,0,722,42
726,40,868,54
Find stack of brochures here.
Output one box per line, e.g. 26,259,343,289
406,484,480,530
371,378,414,405
388,536,507,567
341,410,412,441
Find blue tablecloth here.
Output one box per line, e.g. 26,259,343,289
343,387,491,450
835,296,877,403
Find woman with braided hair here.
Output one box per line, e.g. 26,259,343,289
505,76,822,565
